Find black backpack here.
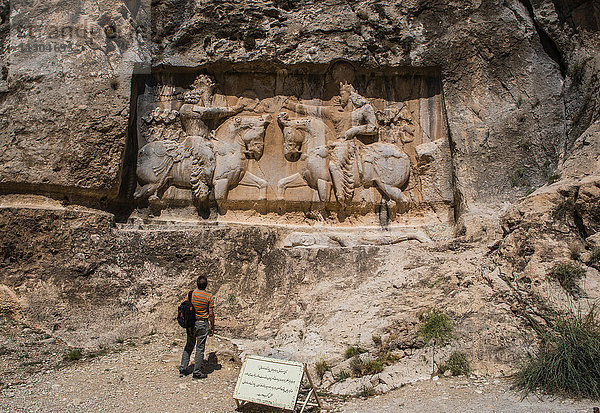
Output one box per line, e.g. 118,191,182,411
177,290,196,328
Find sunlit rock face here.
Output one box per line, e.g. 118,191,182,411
128,67,452,225
0,0,599,387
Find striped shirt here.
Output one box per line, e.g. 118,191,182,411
190,290,214,319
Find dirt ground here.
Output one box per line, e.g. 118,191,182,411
0,318,598,413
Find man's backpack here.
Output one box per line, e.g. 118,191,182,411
177,290,196,328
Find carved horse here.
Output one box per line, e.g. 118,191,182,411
212,115,271,202
277,112,410,208
134,115,271,207
276,112,332,202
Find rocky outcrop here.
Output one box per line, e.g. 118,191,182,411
0,0,599,395
0,194,535,380
0,0,149,202
1,0,595,212
527,0,600,147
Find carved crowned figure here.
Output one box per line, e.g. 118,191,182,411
134,75,269,211
178,75,244,202
283,82,380,204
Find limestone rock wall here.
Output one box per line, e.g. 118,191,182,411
1,0,597,213
0,196,534,379
0,0,149,201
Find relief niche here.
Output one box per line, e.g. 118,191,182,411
130,64,454,225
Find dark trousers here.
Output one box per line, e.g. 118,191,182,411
180,319,209,375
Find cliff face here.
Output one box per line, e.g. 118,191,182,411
152,0,569,208
0,0,599,392
0,0,149,200
1,0,597,208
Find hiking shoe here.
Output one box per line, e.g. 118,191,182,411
192,372,207,379
179,369,191,377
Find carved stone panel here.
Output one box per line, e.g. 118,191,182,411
131,64,453,224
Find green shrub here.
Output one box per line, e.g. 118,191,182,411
379,351,399,365
314,359,330,379
363,359,384,375
418,309,454,374
227,293,237,308
345,345,367,359
349,356,385,377
548,261,586,297
518,138,531,151
546,173,561,185
418,309,453,346
350,356,364,376
357,384,375,398
438,352,471,376
64,349,82,361
590,247,600,267
511,167,525,187
334,370,350,382
513,309,600,399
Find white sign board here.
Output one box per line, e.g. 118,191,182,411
233,355,305,411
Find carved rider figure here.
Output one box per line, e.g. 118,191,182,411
178,75,244,203
283,82,378,204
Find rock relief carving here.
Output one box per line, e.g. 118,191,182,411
376,104,417,145
280,82,410,209
132,71,452,221
141,108,185,143
134,75,270,210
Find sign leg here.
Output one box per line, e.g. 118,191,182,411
303,366,322,408
298,388,314,413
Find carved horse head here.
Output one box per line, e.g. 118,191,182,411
231,114,272,160
278,112,313,162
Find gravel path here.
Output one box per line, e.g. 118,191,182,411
1,333,599,413
340,376,598,413
1,335,240,413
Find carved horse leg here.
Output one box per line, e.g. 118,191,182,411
134,182,161,200
238,172,268,200
277,173,307,200
134,170,171,202
328,161,345,205
212,178,229,215
316,179,331,203
213,178,229,202
373,179,408,210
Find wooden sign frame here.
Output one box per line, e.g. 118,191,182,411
233,355,322,412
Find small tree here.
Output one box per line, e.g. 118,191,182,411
418,309,453,374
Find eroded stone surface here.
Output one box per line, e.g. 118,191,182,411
0,0,599,399
130,69,451,224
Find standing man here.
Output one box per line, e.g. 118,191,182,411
180,275,215,379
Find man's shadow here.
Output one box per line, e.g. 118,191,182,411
187,352,222,375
